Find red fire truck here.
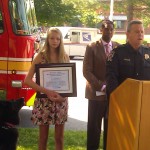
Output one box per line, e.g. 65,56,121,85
0,0,39,105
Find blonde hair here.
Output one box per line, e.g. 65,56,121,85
40,27,69,63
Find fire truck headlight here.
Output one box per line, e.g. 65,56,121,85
12,80,22,88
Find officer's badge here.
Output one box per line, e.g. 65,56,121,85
145,54,149,60
107,51,115,61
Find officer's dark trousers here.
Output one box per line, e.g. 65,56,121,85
87,99,107,150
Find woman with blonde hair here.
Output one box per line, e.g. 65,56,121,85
24,27,70,150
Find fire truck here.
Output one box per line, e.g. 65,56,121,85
0,0,39,105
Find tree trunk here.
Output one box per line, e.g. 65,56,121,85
127,2,134,22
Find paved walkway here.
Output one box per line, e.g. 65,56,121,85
19,97,88,131
19,97,105,131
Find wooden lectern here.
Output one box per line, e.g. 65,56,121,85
107,78,150,150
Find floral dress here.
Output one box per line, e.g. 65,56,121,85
31,53,68,125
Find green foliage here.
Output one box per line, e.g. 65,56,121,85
34,0,102,27
34,0,77,26
34,0,150,27
17,128,104,150
114,0,150,26
63,0,101,27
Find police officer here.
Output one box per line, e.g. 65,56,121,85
106,20,150,97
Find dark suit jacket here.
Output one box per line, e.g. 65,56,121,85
83,40,119,101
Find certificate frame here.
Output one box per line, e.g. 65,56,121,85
35,63,77,98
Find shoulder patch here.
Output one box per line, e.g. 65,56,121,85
107,50,115,61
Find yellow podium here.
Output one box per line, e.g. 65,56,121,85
107,78,150,150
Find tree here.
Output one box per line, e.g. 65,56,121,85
126,0,134,21
34,0,150,28
61,0,102,27
114,0,150,26
134,0,150,26
34,0,77,26
99,0,150,27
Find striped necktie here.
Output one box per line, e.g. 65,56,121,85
105,44,110,57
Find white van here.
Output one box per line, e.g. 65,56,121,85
56,27,99,59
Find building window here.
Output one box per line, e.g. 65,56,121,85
115,20,125,29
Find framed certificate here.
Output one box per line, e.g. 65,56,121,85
35,63,77,98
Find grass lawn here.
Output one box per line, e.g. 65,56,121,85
113,34,150,44
96,34,150,45
17,128,104,150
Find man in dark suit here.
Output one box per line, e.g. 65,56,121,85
83,20,119,150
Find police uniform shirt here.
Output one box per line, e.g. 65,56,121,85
106,43,150,94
